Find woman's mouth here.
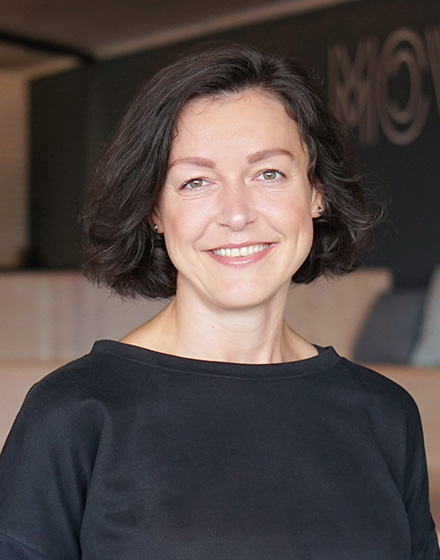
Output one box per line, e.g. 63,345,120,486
211,244,271,257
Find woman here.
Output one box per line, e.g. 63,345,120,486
0,45,438,559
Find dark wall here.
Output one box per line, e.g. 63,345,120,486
29,0,440,285
29,67,91,267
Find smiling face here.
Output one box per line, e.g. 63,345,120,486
153,90,323,312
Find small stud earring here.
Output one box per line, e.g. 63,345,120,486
316,206,324,216
153,224,159,232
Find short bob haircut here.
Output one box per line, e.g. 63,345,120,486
82,44,376,299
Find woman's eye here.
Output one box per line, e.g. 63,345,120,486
257,169,284,182
181,177,207,190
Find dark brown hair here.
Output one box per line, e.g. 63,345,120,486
82,44,376,299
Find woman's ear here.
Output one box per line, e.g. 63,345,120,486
150,209,164,234
311,188,325,218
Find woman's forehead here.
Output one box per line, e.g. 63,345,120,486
169,90,306,160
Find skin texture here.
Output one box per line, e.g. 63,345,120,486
122,90,324,364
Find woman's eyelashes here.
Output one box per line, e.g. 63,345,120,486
180,177,210,190
255,168,286,183
178,168,286,191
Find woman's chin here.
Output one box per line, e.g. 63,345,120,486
201,285,289,314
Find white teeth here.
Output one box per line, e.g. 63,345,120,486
212,244,270,257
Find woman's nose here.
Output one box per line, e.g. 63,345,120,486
218,182,256,231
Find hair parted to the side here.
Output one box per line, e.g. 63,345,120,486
82,43,378,299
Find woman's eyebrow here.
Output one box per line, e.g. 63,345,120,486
168,149,294,169
168,156,216,169
247,148,294,163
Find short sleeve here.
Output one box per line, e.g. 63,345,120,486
0,377,103,559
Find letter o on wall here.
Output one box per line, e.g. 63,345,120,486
377,28,431,145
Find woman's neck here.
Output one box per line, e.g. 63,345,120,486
121,292,317,364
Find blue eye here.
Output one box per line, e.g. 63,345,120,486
181,177,207,189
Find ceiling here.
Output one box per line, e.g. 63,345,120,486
0,0,356,60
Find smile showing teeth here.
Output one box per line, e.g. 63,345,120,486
212,244,270,257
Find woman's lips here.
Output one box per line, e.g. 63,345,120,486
208,243,274,265
211,243,270,257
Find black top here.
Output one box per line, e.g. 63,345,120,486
0,340,438,559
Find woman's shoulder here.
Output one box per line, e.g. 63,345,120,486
30,340,147,396
337,356,421,423
5,340,157,452
16,341,146,429
29,343,115,398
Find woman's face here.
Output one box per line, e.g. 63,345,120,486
153,90,323,311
